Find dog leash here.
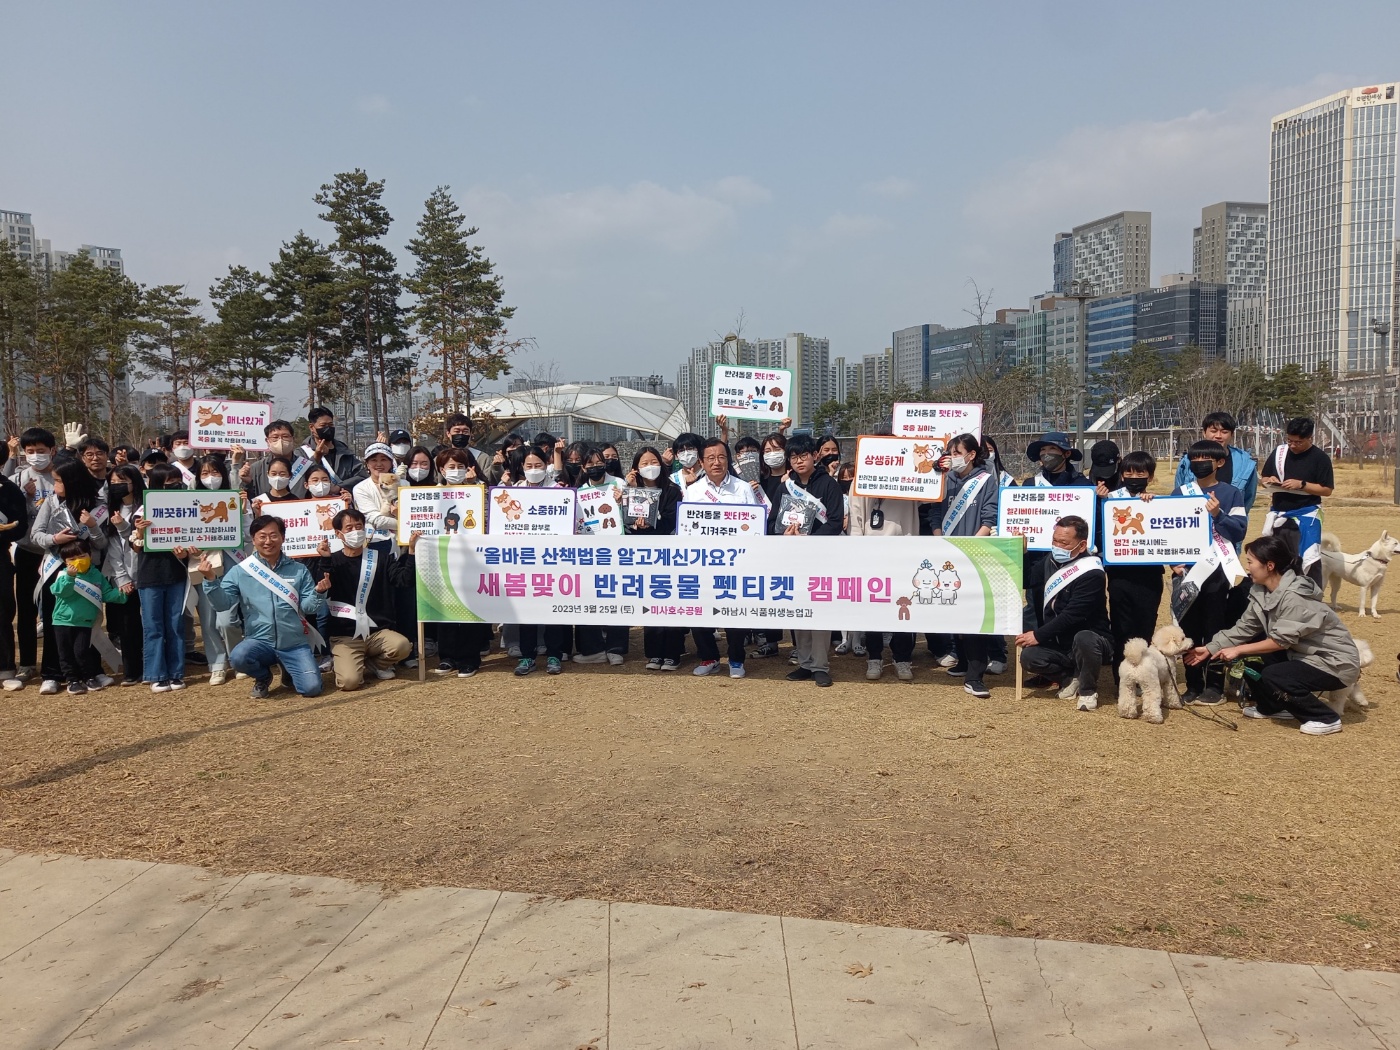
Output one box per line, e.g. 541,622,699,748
1170,658,1238,731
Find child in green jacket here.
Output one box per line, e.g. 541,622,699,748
50,539,126,695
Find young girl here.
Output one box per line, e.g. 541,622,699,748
188,455,241,685
507,445,568,676
103,465,144,686
32,462,110,693
627,446,685,671
574,447,628,665
129,464,191,691
50,538,126,695
250,456,297,510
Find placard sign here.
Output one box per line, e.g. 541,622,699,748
851,436,947,502
892,402,982,441
709,364,795,422
675,502,768,537
576,483,626,536
397,485,486,544
1101,496,1211,565
486,486,577,536
141,489,244,551
996,487,1097,551
187,398,273,450
260,497,346,558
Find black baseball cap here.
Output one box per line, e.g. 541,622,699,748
1088,439,1121,481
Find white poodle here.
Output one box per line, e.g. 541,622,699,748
1117,624,1193,724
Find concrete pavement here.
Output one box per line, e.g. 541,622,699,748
1,848,1396,1049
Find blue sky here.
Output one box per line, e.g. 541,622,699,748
3,1,1396,414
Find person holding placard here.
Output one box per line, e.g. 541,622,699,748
1020,432,1094,623
394,445,441,670
1171,440,1248,706
780,434,845,688
128,464,191,693
13,426,59,681
626,446,686,671
929,433,1000,698
1100,450,1164,681
251,457,298,510
509,444,570,677
1173,412,1260,523
575,447,629,665
187,454,246,685
1258,417,1333,586
1015,515,1113,711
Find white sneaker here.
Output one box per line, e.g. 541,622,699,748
965,680,991,698
39,679,59,695
1300,720,1341,736
866,659,883,680
1242,705,1295,720
728,662,746,679
987,660,1007,675
572,652,607,665
208,669,227,686
1057,681,1080,701
95,673,115,689
1076,693,1099,711
693,660,720,677
894,662,914,681
645,658,662,671
2,678,22,691
373,666,397,680
938,653,958,668
606,653,624,666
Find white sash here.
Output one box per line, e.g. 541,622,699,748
784,478,828,524
1042,555,1104,610
1033,472,1054,488
176,463,195,488
34,552,63,603
1179,478,1203,498
240,554,325,648
72,575,105,610
941,471,989,535
1107,486,1129,499
1274,444,1288,482
1178,478,1243,580
329,548,377,639
290,455,313,489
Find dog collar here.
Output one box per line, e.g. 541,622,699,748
1366,551,1392,564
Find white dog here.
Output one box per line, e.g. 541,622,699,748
1117,624,1193,724
1321,639,1374,717
1321,531,1400,619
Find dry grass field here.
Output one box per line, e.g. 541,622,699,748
2,463,1398,971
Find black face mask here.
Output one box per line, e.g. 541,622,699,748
564,462,582,480
839,478,852,494
315,425,335,442
585,465,607,482
818,453,840,471
450,433,471,449
1188,460,1215,480
1039,451,1067,473
604,457,622,475
1122,477,1150,495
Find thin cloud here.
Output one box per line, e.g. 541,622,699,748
865,176,917,200
357,94,392,115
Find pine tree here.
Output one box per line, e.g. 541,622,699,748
135,284,206,425
0,241,40,433
405,186,519,429
207,266,280,399
268,232,343,409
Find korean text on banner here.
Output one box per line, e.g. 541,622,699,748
142,489,244,551
414,534,1024,635
708,364,795,422
397,485,486,544
187,398,273,450
1101,496,1212,565
852,436,947,502
485,486,577,536
997,487,1097,551
892,402,982,441
675,502,767,537
260,498,345,558
576,484,626,535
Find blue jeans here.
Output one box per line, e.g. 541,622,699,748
230,638,322,697
139,582,187,683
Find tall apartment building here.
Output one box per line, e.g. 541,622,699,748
676,337,750,438
609,375,677,399
1267,83,1399,375
1194,202,1267,299
860,349,893,398
925,323,1018,389
1,209,125,275
830,356,861,404
1061,211,1152,296
890,323,946,390
750,333,830,430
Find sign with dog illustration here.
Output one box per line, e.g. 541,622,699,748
187,398,274,451
575,483,626,536
891,401,983,441
708,364,795,422
141,488,244,550
1101,496,1211,565
260,497,347,558
851,436,948,501
997,487,1097,551
397,485,486,544
485,486,577,536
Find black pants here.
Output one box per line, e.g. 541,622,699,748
1021,631,1114,696
643,626,686,661
0,556,15,674
52,624,92,684
577,624,629,657
438,621,492,672
1178,568,1230,693
519,623,568,661
38,585,61,681
863,631,914,662
957,634,990,686
1253,652,1343,724
105,590,143,681
693,627,746,665
15,547,40,669
1106,566,1164,678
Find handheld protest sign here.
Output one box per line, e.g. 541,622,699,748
1101,496,1211,565
892,402,982,441
852,436,947,502
142,489,244,551
260,497,346,558
675,502,767,537
997,487,1097,551
709,364,795,422
188,398,274,450
486,486,577,536
397,485,486,544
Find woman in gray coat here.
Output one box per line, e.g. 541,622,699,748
1185,533,1360,735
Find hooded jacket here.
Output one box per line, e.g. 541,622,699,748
929,466,999,536
1207,570,1360,686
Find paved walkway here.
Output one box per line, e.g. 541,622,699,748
2,850,1396,1049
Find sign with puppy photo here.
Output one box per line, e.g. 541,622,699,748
708,364,795,422
851,436,947,501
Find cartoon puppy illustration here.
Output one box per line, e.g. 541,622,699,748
195,405,225,427
199,500,232,524
1112,507,1146,535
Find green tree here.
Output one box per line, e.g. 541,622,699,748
268,231,344,409
405,186,520,424
813,398,846,434
1264,361,1334,419
135,284,207,423
0,241,40,432
206,266,280,399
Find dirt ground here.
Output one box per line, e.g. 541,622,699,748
3,468,1399,972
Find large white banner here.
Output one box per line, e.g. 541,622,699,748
675,502,768,537
851,436,946,501
415,534,1024,634
997,487,1097,551
187,398,273,450
397,485,486,544
486,486,577,536
1101,496,1211,565
709,364,795,422
892,402,982,441
260,497,346,558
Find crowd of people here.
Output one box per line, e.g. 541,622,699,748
0,405,1364,736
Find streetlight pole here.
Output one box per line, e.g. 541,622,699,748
1062,279,1096,450
1375,319,1395,503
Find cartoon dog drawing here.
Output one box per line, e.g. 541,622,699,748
937,561,960,605
194,405,224,427
912,559,939,604
896,595,912,621
443,506,461,533
492,490,523,520
199,500,232,524
1112,507,1146,535
912,443,937,474
769,386,784,398
314,504,336,530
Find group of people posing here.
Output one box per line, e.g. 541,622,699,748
0,405,1363,736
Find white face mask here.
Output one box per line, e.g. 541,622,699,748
639,463,662,481
949,455,968,473
763,451,786,469
173,445,194,461
524,467,547,484
408,466,430,482
391,443,411,457
678,450,698,468
444,467,468,484
267,439,293,456
341,528,366,549
308,480,332,497
27,451,51,471
268,475,290,491
200,475,221,489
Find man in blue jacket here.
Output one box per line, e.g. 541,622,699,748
1173,412,1258,537
201,514,330,699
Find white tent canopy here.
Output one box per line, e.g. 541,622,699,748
473,384,690,440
